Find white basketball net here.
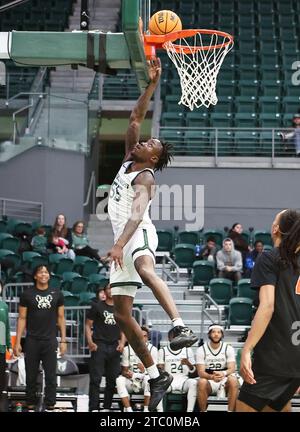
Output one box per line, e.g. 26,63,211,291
163,32,233,110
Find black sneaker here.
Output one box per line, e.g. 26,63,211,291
149,371,173,412
169,326,198,350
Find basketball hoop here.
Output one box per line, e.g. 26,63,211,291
144,29,234,110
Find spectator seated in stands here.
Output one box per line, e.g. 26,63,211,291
228,223,250,264
244,240,264,277
156,328,197,413
216,238,243,283
280,113,300,157
51,214,75,260
31,226,48,255
196,324,239,412
72,220,101,261
48,232,74,260
116,326,157,412
198,236,218,264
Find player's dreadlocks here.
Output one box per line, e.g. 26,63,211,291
155,140,173,172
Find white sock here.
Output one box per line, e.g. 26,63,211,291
172,318,185,328
143,407,149,412
146,364,160,379
125,407,133,412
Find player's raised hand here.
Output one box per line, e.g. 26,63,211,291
148,57,161,85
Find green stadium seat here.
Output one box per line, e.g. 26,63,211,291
0,233,13,248
281,41,299,55
259,96,281,113
261,68,281,81
258,113,282,128
29,255,48,271
13,222,33,236
263,245,273,251
157,230,174,252
217,82,236,97
49,275,62,289
79,291,95,306
161,112,185,127
55,258,74,276
210,113,233,128
241,231,251,244
259,28,276,41
88,274,109,292
239,41,257,54
173,243,195,269
82,259,99,277
260,81,282,97
62,291,80,307
70,276,89,294
238,66,259,81
237,279,256,300
239,54,258,67
283,96,300,115
212,99,233,113
0,221,7,233
1,237,20,253
228,297,253,326
165,95,186,112
239,15,256,28
253,231,272,246
185,130,212,156
61,271,81,290
186,111,209,128
235,131,259,156
235,96,257,113
192,260,215,286
217,131,234,156
159,129,184,154
235,113,257,128
22,251,41,263
209,278,233,305
238,80,259,97
259,130,273,155
260,41,278,54
177,231,199,246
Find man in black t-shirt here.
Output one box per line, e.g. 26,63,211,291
13,265,66,411
86,283,125,412
237,209,300,412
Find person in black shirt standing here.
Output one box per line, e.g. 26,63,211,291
13,265,66,411
85,283,125,412
237,209,300,412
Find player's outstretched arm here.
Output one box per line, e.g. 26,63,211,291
124,58,161,160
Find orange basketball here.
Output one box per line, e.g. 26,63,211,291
149,10,182,35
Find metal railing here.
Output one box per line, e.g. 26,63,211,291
161,254,180,283
159,126,300,165
3,283,143,359
200,292,223,341
0,198,43,222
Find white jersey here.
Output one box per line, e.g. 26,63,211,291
196,342,235,373
158,346,195,377
121,343,158,373
108,161,155,240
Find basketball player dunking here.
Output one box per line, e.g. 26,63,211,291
105,58,198,411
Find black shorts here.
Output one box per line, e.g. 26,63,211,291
238,373,300,411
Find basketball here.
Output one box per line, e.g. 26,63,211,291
149,10,182,35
